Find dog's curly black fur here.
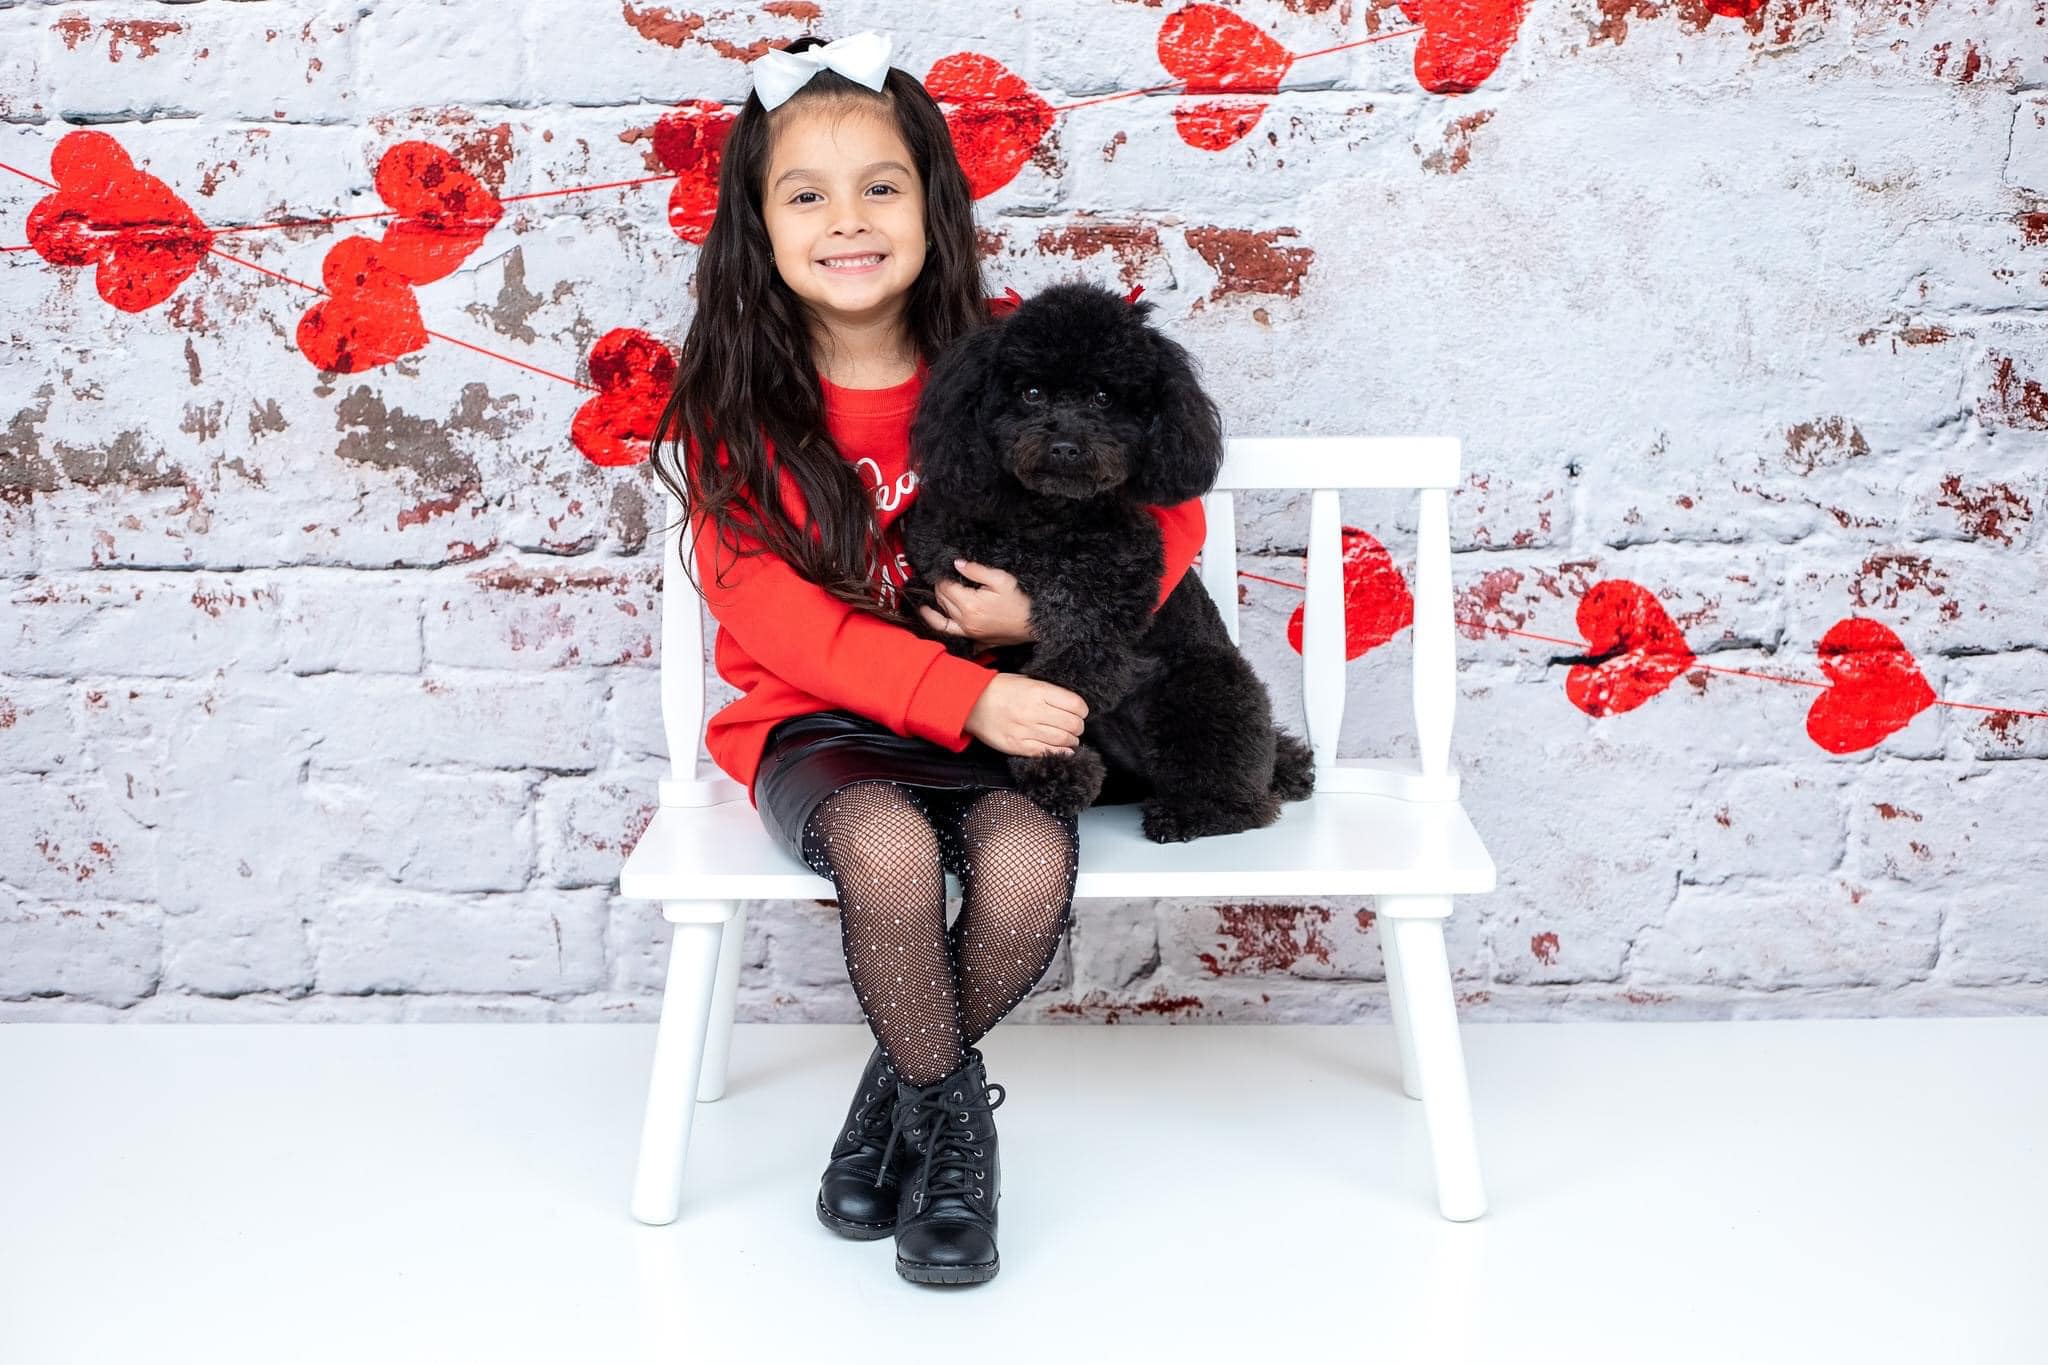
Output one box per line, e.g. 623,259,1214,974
895,281,1314,842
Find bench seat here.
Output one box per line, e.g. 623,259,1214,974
622,780,1496,903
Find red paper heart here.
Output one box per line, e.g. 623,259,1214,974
1286,527,1414,659
26,130,215,312
925,53,1057,199
1804,617,1936,754
571,327,679,468
645,101,734,245
295,237,428,374
373,141,504,285
1564,580,1696,717
1396,0,1532,95
1156,4,1294,151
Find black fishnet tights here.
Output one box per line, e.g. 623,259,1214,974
800,780,1079,1086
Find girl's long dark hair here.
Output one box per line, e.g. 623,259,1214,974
650,34,992,620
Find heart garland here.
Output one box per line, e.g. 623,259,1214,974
1545,580,1941,753
1256,551,1956,756
1,122,2021,750
643,101,734,245
1286,528,1415,659
1156,5,1295,152
1397,0,1535,95
925,52,1058,198
1563,580,1698,718
26,129,215,312
294,237,429,374
371,140,504,284
294,141,502,373
571,328,679,467
1804,617,1937,754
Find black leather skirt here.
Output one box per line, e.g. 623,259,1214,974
751,708,1022,863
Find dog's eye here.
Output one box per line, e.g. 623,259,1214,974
1090,390,1109,408
1022,387,1044,404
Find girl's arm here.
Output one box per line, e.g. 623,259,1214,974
1146,495,1207,611
691,506,999,749
929,496,1209,646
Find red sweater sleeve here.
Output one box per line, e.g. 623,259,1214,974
1145,496,1208,611
690,503,999,750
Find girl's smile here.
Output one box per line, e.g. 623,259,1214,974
818,251,888,275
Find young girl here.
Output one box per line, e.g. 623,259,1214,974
648,31,1206,1286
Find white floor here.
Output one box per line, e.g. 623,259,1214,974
1,1018,2041,1363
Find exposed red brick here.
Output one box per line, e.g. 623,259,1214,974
1783,416,1869,475
1184,226,1313,301
1848,551,1947,611
1418,110,1495,175
1934,475,2032,547
1196,904,1336,976
1984,353,2048,430
1455,567,1527,641
1042,988,1208,1023
1032,220,1164,291
102,19,184,61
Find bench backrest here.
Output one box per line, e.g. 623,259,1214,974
657,436,1464,809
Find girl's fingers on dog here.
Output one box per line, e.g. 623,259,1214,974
1038,685,1089,720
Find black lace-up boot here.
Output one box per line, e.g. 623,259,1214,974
815,1043,904,1239
877,1046,1005,1285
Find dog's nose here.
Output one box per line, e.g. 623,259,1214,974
1047,440,1082,463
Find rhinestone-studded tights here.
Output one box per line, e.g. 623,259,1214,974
799,780,1079,1086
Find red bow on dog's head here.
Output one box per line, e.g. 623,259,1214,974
988,283,1144,319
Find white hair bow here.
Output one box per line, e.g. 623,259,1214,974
750,31,894,111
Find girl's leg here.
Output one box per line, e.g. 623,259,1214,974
939,788,1081,1044
800,779,968,1088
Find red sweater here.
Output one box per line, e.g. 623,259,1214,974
691,355,1209,806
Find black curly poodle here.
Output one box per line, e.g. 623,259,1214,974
895,280,1314,843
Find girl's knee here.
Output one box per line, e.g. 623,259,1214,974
808,780,947,884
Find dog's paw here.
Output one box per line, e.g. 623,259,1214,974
1271,730,1316,802
1008,747,1107,819
1139,800,1203,844
1140,792,1283,843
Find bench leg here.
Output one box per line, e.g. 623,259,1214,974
1377,897,1487,1222
630,905,730,1226
697,905,748,1103
1379,908,1424,1101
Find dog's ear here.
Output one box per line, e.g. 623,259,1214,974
1127,329,1225,505
910,323,1008,517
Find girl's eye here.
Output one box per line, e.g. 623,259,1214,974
791,184,897,205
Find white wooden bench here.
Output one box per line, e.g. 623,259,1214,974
619,435,1497,1226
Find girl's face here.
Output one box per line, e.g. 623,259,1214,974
760,103,928,344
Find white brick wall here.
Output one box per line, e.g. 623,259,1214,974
3,0,2044,1022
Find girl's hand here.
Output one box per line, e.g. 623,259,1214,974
964,673,1086,757
917,558,1036,648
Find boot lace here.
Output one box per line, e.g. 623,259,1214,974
844,1055,898,1147
875,1077,1006,1210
